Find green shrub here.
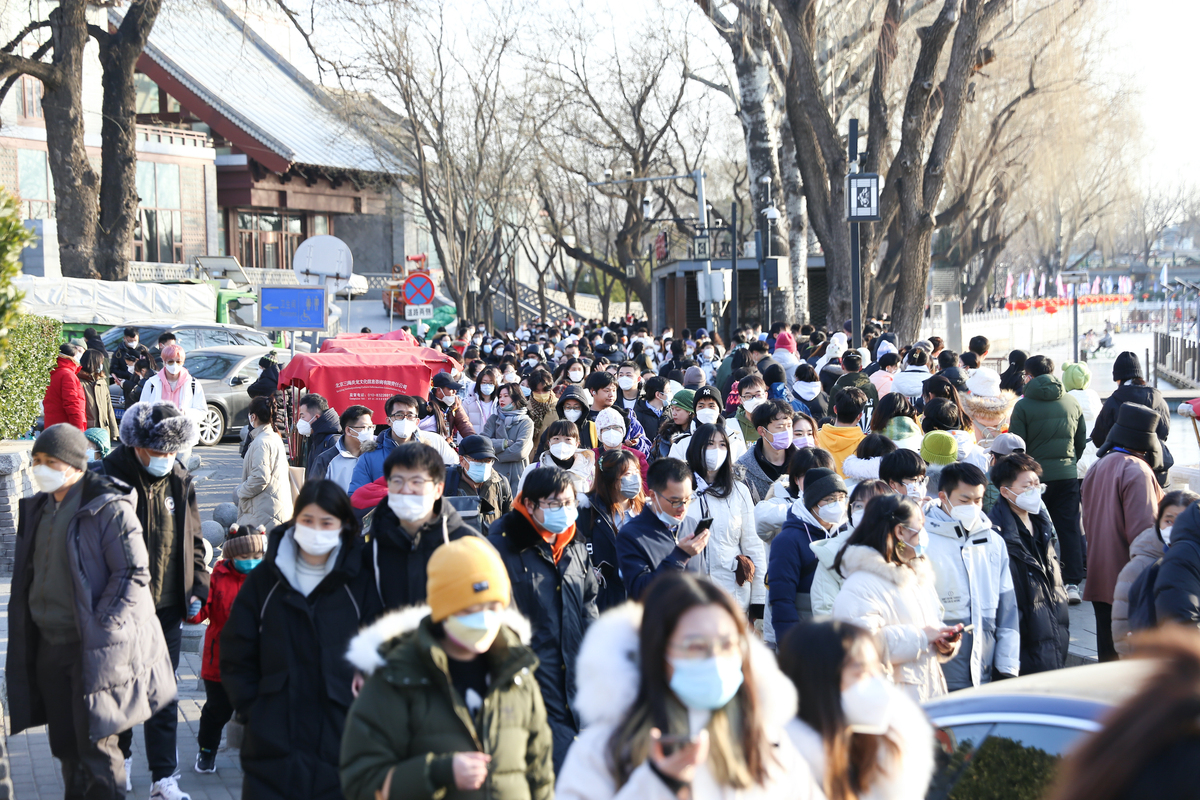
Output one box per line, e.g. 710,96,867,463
0,189,31,369
0,315,60,438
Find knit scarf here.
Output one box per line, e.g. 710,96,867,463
160,368,190,407
528,392,554,430
514,494,575,563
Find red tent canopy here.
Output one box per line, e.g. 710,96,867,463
277,350,454,418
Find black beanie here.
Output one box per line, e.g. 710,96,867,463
33,423,90,470
804,467,847,510
1112,351,1143,382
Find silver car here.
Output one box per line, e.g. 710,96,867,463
181,346,292,445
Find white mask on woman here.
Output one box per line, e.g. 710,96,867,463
292,524,340,556
704,448,727,471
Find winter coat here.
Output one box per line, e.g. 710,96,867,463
349,428,459,496
362,497,481,620
1154,502,1200,625
809,526,854,619
489,510,599,771
141,370,208,422
667,418,748,463
574,498,633,613
7,470,176,741
870,369,895,399
616,506,708,600
1081,451,1162,604
787,684,935,800
482,408,535,488
464,394,500,434
924,505,1020,689
754,478,796,545
555,387,596,448
111,341,149,382
188,559,247,682
1008,375,1086,482
1067,388,1102,477
832,370,879,406
303,407,342,479
736,441,794,503
80,374,119,442
43,355,87,430
311,435,359,492
339,608,553,800
246,363,281,399
774,348,802,384
795,389,829,421
428,395,475,443
843,455,882,488
986,499,1069,674
962,391,1016,451
816,424,866,476
633,398,664,443
518,449,595,497
1111,526,1162,655
556,603,823,800
832,546,958,702
1090,382,1171,449
768,502,847,645
681,481,766,612
102,444,210,611
891,367,931,403
220,524,374,800
237,424,293,530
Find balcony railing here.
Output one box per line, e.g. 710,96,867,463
136,124,211,149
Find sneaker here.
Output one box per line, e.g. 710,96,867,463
124,758,133,792
1067,584,1082,605
194,749,216,774
149,775,191,800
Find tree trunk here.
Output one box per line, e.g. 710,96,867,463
537,270,548,322
781,135,809,324
42,3,99,279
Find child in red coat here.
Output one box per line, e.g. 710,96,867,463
187,524,266,774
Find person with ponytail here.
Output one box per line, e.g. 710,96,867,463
236,395,292,529
831,494,962,701
779,620,935,800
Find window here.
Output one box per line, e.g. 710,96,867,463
232,329,272,347
928,722,1087,800
133,162,183,263
183,354,239,380
19,75,43,121
198,329,231,348
313,215,329,235
236,210,304,270
135,73,160,114
17,149,54,218
170,329,200,350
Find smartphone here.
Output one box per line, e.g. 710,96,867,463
658,734,695,757
948,623,974,643
693,517,714,536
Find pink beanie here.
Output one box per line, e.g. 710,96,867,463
774,331,797,354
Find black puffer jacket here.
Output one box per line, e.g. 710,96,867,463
303,408,342,478
220,525,374,800
488,509,598,773
1091,383,1171,448
1155,502,1200,624
362,497,481,621
573,497,627,613
988,498,1069,674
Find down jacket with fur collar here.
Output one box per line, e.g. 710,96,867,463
962,391,1017,450
340,606,553,800
555,604,824,800
832,546,957,702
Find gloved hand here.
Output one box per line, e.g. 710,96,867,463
187,597,202,618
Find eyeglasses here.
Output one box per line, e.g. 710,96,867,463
669,635,742,661
388,475,433,492
538,499,577,511
656,492,693,510
389,411,418,421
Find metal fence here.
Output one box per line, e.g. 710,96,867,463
1155,332,1200,386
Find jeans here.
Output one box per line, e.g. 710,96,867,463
37,638,125,800
1093,601,1118,662
197,679,235,752
1043,478,1085,585
118,605,183,781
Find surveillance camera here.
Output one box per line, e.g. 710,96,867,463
642,198,652,214
603,168,613,180
759,175,772,185
763,206,780,221
625,167,634,179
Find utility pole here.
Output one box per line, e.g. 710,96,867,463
730,201,738,341
694,167,714,332
844,119,881,350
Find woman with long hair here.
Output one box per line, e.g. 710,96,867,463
779,621,935,800
236,395,292,529
999,349,1028,396
831,495,962,701
463,365,501,431
556,574,822,800
870,393,922,450
576,449,645,612
78,348,119,448
684,423,766,616
481,383,534,488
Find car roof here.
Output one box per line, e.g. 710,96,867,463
923,659,1159,724
186,346,283,358
117,319,263,333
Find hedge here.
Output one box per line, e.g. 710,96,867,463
0,315,60,439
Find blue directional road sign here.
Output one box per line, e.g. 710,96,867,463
259,285,328,331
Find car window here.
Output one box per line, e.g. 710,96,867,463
233,329,272,347
199,328,230,348
184,354,238,380
927,723,993,800
239,358,263,382
171,329,200,351
928,722,1086,800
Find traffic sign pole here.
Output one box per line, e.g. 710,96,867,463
849,119,862,350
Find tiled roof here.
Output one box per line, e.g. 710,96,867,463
115,0,390,174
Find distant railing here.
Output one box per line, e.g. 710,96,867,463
136,124,212,149
1156,332,1200,388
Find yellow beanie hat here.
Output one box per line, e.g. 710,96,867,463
426,537,511,622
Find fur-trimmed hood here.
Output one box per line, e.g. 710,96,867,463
572,602,798,735
345,604,532,675
843,455,882,483
119,401,199,451
838,545,934,589
962,390,1016,425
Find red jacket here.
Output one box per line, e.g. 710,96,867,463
186,559,248,682
352,476,389,510
43,356,86,430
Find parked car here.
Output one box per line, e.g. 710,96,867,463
100,320,274,353
922,660,1157,799
170,346,292,446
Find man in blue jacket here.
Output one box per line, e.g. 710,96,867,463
617,458,708,599
348,394,457,495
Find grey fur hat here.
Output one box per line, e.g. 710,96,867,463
120,402,199,453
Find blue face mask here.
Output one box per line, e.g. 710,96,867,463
540,505,578,535
453,609,499,631
144,454,174,477
232,558,261,574
668,655,744,710
466,460,491,483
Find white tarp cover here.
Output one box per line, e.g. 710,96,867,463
15,275,218,325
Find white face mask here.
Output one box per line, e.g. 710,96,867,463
618,376,636,391
947,501,980,529
388,492,436,521
851,508,865,528
480,383,495,396
292,524,340,557
842,676,895,735
392,419,417,439
257,368,264,378
1162,525,1174,546
525,358,538,367
600,428,625,448
295,419,313,437
503,372,517,383
568,370,584,383
704,448,727,471
549,442,576,460
32,464,69,494
1009,486,1042,514
702,348,714,360
818,500,847,525
742,397,764,414
164,362,182,376
695,407,720,425
905,482,926,500
564,409,582,423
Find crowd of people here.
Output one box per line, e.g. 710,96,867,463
15,313,1200,800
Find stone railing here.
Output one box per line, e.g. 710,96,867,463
136,124,212,149
0,441,34,575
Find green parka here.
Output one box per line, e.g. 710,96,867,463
340,606,554,800
1008,374,1086,482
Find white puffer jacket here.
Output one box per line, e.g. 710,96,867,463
556,604,824,800
809,528,854,617
679,481,766,611
1068,387,1102,477
786,683,935,800
236,424,292,529
832,545,956,702
843,455,882,490
754,479,795,544
891,367,931,401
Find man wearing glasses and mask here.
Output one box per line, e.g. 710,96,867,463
349,394,458,496
617,458,710,600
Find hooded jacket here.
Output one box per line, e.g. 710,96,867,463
962,391,1016,450
7,470,175,742
488,508,598,771
986,499,1069,674
44,355,87,430
1008,374,1086,482
554,603,823,800
220,524,374,800
349,427,459,496
340,607,553,800
1111,526,1163,655
816,424,866,476
831,546,957,702
1154,503,1200,625
809,526,854,619
303,407,343,478
924,504,1020,689
768,501,847,645
556,386,596,448
188,558,247,682
891,366,931,402
482,407,534,488
1080,450,1162,604
1090,382,1171,449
